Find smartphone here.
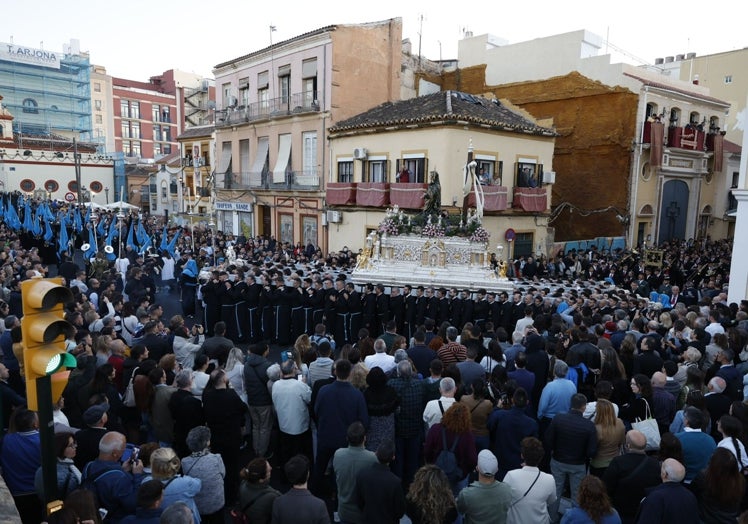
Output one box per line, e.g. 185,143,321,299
129,448,140,464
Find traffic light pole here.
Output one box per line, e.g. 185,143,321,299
36,375,59,505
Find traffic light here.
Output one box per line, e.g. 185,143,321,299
20,277,77,411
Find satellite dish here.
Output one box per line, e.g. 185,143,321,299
81,243,91,252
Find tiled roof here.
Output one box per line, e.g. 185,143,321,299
724,139,742,154
623,73,730,107
328,91,556,136
177,125,215,140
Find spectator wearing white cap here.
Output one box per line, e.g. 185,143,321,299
456,449,512,524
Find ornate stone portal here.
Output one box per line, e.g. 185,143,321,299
352,232,513,292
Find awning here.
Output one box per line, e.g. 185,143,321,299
250,137,269,175
217,144,232,174
272,135,292,183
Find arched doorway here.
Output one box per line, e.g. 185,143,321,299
658,180,689,242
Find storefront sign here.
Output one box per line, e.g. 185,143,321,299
215,201,253,212
1,43,61,69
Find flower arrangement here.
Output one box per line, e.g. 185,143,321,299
469,226,490,244
378,218,400,236
421,223,445,238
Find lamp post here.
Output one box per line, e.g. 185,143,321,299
208,216,216,267
117,211,124,258
104,187,109,204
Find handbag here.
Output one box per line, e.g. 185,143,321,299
123,366,139,407
631,398,660,451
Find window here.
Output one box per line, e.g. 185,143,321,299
153,125,161,141
258,88,269,110
95,114,103,124
161,106,170,123
689,111,700,125
131,141,141,157
669,108,681,127
302,59,317,107
162,127,171,142
476,160,495,185
121,121,131,139
645,103,659,120
725,75,733,84
279,73,290,105
95,99,102,111
123,142,131,156
154,142,162,156
302,132,317,176
120,100,129,118
163,144,171,154
222,83,232,107
94,82,101,93
161,181,168,201
152,104,160,122
239,77,249,106
396,157,427,183
22,98,38,114
515,161,542,188
130,102,140,120
367,160,387,183
131,121,141,139
338,161,353,183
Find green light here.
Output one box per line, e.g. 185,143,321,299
45,354,61,374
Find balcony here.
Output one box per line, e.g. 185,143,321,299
327,182,357,205
642,121,665,144
667,126,705,151
512,187,548,212
469,185,508,211
390,183,428,209
216,91,320,128
356,182,389,207
236,170,320,191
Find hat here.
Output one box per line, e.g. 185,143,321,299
477,449,498,477
83,403,108,426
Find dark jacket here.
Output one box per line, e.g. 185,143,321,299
243,353,273,406
603,453,661,521
355,463,406,524
315,381,369,451
271,488,329,524
81,459,145,523
545,410,597,465
168,389,205,457
636,481,699,524
487,406,539,479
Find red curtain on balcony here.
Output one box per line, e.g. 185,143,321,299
712,134,724,173
650,122,664,168
356,183,390,207
390,183,427,209
468,186,508,211
513,187,547,212
326,183,357,205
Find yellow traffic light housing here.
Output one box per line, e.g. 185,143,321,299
20,278,77,410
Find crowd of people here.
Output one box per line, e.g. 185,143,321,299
2,193,748,524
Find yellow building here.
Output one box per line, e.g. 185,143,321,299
326,91,557,259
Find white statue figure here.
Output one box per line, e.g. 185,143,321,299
463,160,484,224
226,244,236,264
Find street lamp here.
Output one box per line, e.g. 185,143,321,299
208,216,216,266
105,187,109,204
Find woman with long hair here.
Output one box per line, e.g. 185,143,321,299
459,378,494,452
480,339,506,375
292,337,311,382
599,347,626,382
424,402,478,495
224,347,247,404
158,353,178,386
590,399,625,477
717,415,748,471
560,474,621,523
405,465,458,524
363,366,399,453
618,335,637,380
619,374,653,428
690,448,745,522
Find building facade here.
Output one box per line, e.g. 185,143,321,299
429,30,734,247
176,125,215,216
212,18,402,248
0,39,92,140
326,91,557,258
90,64,116,154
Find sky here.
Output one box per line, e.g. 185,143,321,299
2,0,746,80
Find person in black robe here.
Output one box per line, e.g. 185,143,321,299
201,271,222,337
243,274,263,343
436,288,450,327
346,283,363,346
404,285,418,340
389,286,405,336
260,277,275,342
179,258,199,318
449,289,463,330
290,278,306,343
375,284,389,336
362,283,378,337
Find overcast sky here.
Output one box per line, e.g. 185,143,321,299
3,0,745,80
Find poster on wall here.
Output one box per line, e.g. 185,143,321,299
280,214,293,245
302,216,318,248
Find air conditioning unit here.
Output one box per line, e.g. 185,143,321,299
542,171,556,184
326,210,342,223
353,148,368,160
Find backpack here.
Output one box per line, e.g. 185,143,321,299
123,366,139,407
435,427,462,484
80,464,125,508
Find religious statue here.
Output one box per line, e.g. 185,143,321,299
423,171,442,217
462,160,485,224
226,244,237,264
498,259,507,278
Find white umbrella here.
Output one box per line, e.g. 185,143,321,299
82,201,106,209
105,200,139,210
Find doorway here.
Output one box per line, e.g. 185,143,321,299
658,180,689,242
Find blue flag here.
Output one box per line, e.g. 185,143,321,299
74,208,83,233
44,218,54,243
22,200,33,232
166,229,181,257
107,216,119,243
139,234,152,255
126,221,136,250
83,226,97,259
159,226,168,252
136,221,147,245
97,215,107,236
58,215,69,255
31,211,42,237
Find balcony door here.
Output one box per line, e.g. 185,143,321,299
658,180,689,243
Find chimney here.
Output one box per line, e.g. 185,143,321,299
676,54,685,61
686,52,696,59
654,58,664,65
665,56,674,63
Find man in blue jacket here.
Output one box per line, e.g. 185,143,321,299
314,359,369,497
80,431,146,523
636,458,698,524
487,388,539,480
